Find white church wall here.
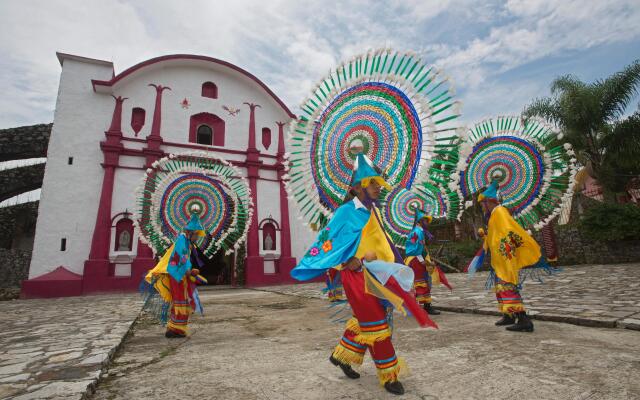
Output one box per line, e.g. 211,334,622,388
29,58,114,278
114,64,289,151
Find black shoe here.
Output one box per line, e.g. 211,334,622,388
165,330,186,339
506,312,534,332
329,355,360,379
424,303,441,315
495,314,516,326
384,380,405,395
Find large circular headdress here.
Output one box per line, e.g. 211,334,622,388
135,152,253,256
457,116,577,230
286,48,461,226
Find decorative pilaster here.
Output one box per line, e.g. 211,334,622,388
276,122,292,258
244,102,261,153
144,84,170,167
243,102,264,285
276,121,297,281
83,96,126,292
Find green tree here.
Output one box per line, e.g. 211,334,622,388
523,60,640,197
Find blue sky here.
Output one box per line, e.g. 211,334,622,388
0,0,639,129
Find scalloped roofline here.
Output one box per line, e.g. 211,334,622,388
88,53,295,118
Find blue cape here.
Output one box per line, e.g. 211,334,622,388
291,200,370,281
404,226,425,257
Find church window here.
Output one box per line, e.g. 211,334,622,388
60,238,66,251
131,107,146,135
197,125,213,145
68,157,73,165
189,113,225,147
262,127,272,150
202,82,218,99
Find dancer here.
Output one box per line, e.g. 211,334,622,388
142,213,208,338
404,209,452,315
473,180,553,332
291,153,436,396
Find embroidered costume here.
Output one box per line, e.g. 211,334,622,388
404,209,452,315
292,154,436,395
141,213,208,338
471,181,556,332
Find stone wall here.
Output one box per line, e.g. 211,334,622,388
0,248,31,300
542,226,640,266
0,123,51,162
0,163,45,202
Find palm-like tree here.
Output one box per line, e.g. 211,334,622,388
523,60,640,197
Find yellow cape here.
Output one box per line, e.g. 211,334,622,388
484,206,541,285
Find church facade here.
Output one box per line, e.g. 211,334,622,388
21,53,315,298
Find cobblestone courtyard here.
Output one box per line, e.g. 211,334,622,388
1,264,639,399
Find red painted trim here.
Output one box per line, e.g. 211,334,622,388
91,54,296,118
122,137,147,144
110,211,133,225
259,217,281,230
159,139,278,159
121,136,278,159
189,112,225,146
149,84,170,138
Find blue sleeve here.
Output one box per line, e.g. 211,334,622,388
290,203,369,281
404,227,425,257
167,234,191,282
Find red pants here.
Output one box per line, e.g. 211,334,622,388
408,258,431,305
166,276,195,335
331,269,406,385
495,276,525,314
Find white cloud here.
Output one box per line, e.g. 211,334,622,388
0,0,638,128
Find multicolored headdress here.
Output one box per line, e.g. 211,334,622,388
285,48,461,227
413,208,433,226
350,153,391,190
135,152,253,256
184,213,206,237
457,116,577,230
478,179,500,202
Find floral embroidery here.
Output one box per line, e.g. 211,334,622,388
309,247,320,257
499,231,524,259
322,240,333,252
410,232,419,244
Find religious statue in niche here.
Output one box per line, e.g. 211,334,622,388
222,105,240,117
264,233,275,251
117,230,132,251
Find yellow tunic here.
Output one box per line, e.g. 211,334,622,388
484,206,541,285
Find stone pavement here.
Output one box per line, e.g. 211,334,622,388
0,294,142,399
259,263,640,330
92,288,640,400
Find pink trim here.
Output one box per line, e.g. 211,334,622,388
155,139,278,159
277,121,294,260
21,266,83,298
149,84,170,138
91,54,296,118
107,96,127,133
189,112,225,146
110,211,133,225
245,103,260,152
88,166,116,259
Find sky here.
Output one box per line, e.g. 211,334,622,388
1,0,639,129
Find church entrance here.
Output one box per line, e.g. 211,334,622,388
201,251,234,285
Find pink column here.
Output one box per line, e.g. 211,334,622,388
83,96,125,293
243,103,265,286
276,121,297,282
144,84,170,167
